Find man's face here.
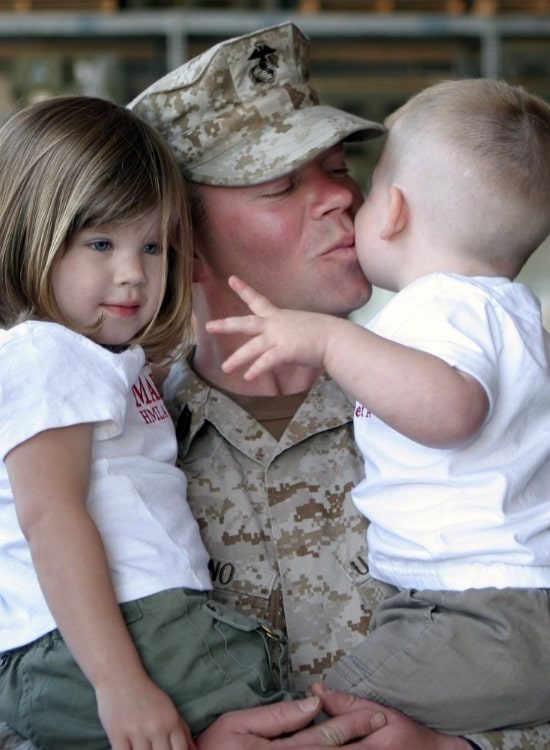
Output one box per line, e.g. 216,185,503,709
193,144,372,318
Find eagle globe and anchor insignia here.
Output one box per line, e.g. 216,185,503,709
247,42,279,85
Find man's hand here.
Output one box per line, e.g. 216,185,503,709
197,688,474,750
197,694,389,749
312,684,473,750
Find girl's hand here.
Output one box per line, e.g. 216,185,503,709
97,674,196,750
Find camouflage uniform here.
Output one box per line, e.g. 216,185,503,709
164,358,550,750
164,362,379,694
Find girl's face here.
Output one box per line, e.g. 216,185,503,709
51,208,165,347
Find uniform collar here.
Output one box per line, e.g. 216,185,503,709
163,355,353,465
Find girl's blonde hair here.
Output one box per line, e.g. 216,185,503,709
0,95,193,363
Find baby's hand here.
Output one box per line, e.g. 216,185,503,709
206,276,333,380
96,675,196,750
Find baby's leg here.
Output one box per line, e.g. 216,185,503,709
324,586,550,734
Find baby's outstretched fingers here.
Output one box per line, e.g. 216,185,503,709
220,335,275,377
206,315,265,336
227,275,276,316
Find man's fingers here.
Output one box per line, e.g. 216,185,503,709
200,697,322,744
311,684,387,728
253,697,324,736
273,708,385,748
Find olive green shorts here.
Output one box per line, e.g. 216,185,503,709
325,585,550,734
0,588,295,750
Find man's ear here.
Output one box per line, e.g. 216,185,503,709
192,254,205,283
192,242,208,283
380,186,408,240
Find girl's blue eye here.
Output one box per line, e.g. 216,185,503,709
144,243,160,256
89,240,111,252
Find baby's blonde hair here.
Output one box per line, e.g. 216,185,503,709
384,79,550,274
0,95,193,363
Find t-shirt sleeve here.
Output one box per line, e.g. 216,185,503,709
367,277,502,415
0,323,145,459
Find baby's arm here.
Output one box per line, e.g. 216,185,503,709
7,424,194,750
207,276,488,449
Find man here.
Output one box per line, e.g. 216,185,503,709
128,21,550,750
130,19,383,693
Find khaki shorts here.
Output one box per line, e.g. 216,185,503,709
325,585,550,735
0,588,295,750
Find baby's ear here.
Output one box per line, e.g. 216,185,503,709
380,186,408,240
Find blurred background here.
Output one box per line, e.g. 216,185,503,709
0,0,548,322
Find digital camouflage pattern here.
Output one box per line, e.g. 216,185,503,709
128,22,384,186
164,363,377,692
163,358,550,750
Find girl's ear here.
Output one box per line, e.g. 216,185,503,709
380,186,408,240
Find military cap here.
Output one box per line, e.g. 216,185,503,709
128,22,385,186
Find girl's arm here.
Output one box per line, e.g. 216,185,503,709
206,276,488,450
6,423,194,750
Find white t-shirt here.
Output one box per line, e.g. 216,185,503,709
352,273,550,591
0,321,211,651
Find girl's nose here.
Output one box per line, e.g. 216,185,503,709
115,252,146,285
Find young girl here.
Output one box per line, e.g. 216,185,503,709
0,96,292,750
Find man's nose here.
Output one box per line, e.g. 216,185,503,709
310,171,359,218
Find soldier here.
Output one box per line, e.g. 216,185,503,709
129,21,550,750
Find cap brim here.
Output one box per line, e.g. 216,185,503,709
184,105,385,186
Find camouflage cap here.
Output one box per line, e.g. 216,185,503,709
128,22,385,186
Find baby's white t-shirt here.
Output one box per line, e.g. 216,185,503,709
353,273,550,591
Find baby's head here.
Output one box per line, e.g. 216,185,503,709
0,96,193,362
382,79,550,277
